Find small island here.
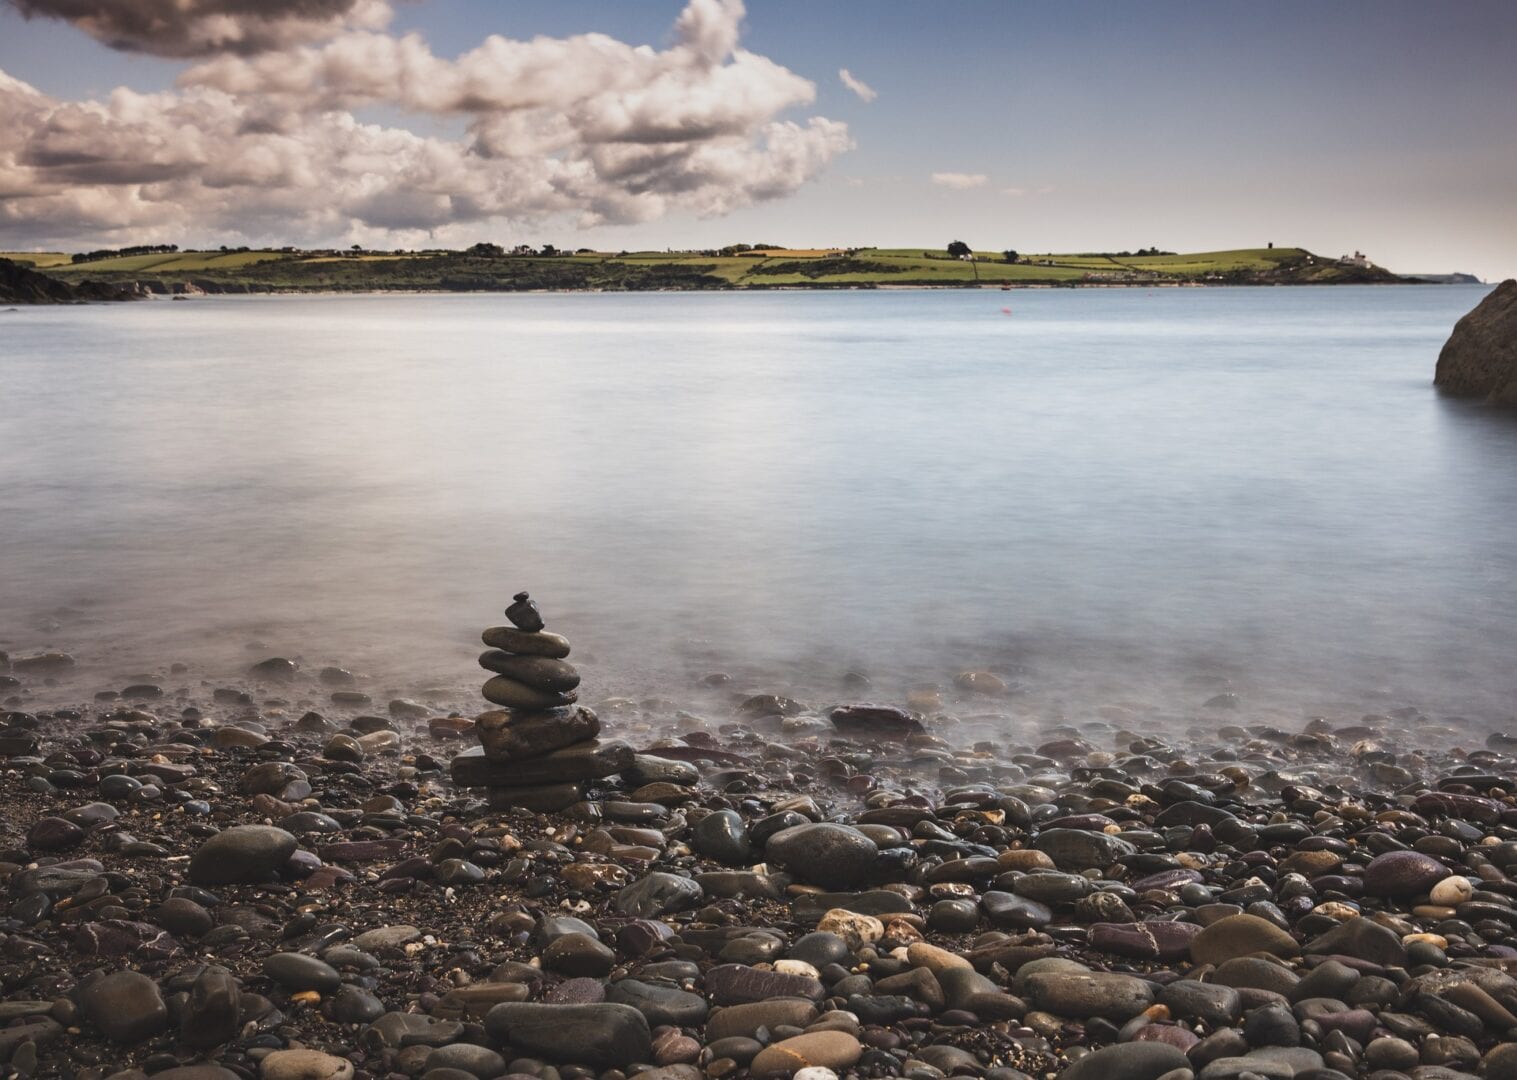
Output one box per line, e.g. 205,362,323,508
0,242,1439,301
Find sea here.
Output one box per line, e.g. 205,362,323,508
3,285,1512,728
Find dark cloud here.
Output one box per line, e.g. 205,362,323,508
7,0,390,57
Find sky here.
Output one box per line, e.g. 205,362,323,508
1,0,1514,279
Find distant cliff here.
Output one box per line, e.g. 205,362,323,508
1435,280,1517,404
0,258,143,304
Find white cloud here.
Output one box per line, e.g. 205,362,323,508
1001,186,1025,197
838,68,876,103
931,171,988,190
0,0,853,247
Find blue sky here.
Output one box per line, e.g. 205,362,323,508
2,0,1514,278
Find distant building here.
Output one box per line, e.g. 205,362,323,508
1339,250,1372,268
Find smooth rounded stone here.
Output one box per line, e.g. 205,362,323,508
709,1037,764,1065
26,816,85,851
425,1044,507,1078
1011,871,1095,903
80,970,168,1044
983,891,1053,928
828,704,925,740
1484,1044,1517,1080
328,985,385,1023
1291,960,1359,1003
929,898,981,932
1026,971,1156,1020
323,733,365,762
1192,914,1301,966
606,979,709,1026
696,871,782,899
482,625,571,657
788,932,851,969
615,872,703,917
261,1050,355,1080
706,999,820,1040
1212,957,1301,996
766,823,878,890
1243,1002,1300,1047
1093,920,1202,960
1060,1041,1189,1080
264,953,342,993
1363,851,1449,897
543,933,615,977
1033,828,1138,871
478,651,580,693
181,965,242,1048
1303,918,1407,967
476,706,600,761
815,908,884,949
623,754,701,787
249,657,299,681
351,925,422,952
1159,979,1242,1026
189,825,297,886
692,809,752,865
706,965,826,1006
1429,876,1475,906
453,741,632,787
481,675,577,710
151,896,214,937
483,1003,650,1067
487,783,585,812
750,1032,863,1077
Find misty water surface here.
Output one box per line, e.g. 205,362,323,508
2,286,1513,720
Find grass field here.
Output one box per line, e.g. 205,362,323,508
0,252,74,268
11,245,1400,291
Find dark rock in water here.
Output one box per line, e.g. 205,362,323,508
1059,1041,1189,1080
616,872,704,917
705,964,826,1005
483,625,571,657
1034,828,1137,871
765,823,878,890
248,657,299,682
80,970,168,1043
829,704,925,740
481,674,578,709
691,809,752,865
506,591,546,632
1362,850,1449,896
478,651,581,692
1304,917,1408,967
452,741,633,787
188,825,297,885
476,706,600,761
1435,279,1517,404
483,1002,650,1066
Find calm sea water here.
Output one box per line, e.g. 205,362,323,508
2,286,1512,721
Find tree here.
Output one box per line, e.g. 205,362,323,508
946,240,971,258
467,242,504,257
540,244,559,256
1002,250,1019,264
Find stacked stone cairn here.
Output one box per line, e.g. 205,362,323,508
450,592,632,810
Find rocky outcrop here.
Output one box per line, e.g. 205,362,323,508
0,258,143,304
1435,279,1517,404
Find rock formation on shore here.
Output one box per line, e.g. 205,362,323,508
1434,279,1517,404
0,257,143,304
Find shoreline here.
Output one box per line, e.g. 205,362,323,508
3,641,1516,1078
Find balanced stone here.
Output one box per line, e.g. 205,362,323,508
477,706,600,760
505,591,545,632
482,625,572,657
478,650,581,692
452,741,634,787
486,782,585,812
481,674,577,709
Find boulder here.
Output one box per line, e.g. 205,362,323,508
1435,279,1517,404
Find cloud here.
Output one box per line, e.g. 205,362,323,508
931,171,988,190
5,0,393,57
838,68,876,103
1001,186,1025,197
0,0,852,247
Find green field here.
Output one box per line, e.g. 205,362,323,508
16,244,1403,292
